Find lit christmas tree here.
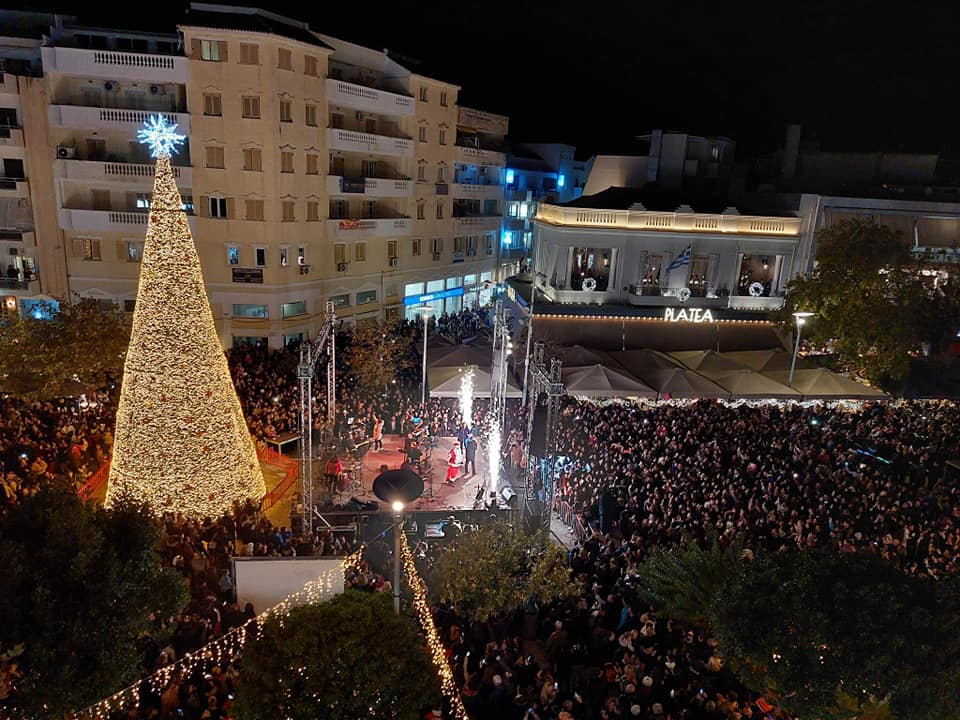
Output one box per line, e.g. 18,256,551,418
105,116,265,517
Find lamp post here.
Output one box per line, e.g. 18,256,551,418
789,311,814,387
392,499,404,614
418,304,433,407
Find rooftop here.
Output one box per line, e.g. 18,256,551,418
561,186,799,218
180,3,333,50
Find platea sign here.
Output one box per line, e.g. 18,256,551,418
664,307,714,323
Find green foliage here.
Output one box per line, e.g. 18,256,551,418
707,549,960,720
779,218,953,387
0,486,187,718
0,296,130,400
432,521,577,623
634,534,745,626
342,320,415,397
232,591,439,720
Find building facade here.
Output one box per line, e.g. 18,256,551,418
0,4,508,346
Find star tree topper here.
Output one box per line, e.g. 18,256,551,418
137,114,186,158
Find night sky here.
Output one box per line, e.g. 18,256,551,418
21,0,960,158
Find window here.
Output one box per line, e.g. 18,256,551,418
330,112,344,129
91,189,110,211
203,93,222,116
239,43,259,65
330,294,350,309
354,242,366,262
242,147,262,171
364,117,376,134
419,86,428,102
232,303,268,318
205,145,225,168
242,96,261,119
123,299,136,313
126,241,144,262
387,239,398,259
484,234,494,254
282,200,295,222
280,247,289,266
439,129,446,145
210,197,228,218
135,192,151,209
519,202,529,218
417,202,425,220
417,165,427,182
305,153,320,175
298,246,306,265
440,91,448,107
508,202,519,218
307,200,320,221
227,246,239,265
279,99,293,123
245,199,264,221
454,237,465,253
437,165,447,182
255,247,267,267
200,39,225,62
436,201,444,220
278,48,293,70
466,236,476,253
361,200,376,219
331,200,348,219
304,54,318,76
362,159,378,177
182,195,194,214
334,243,346,264
282,301,306,317
280,151,294,173
505,169,515,184
412,238,422,256
330,155,344,175
356,289,377,305
418,126,427,143
431,237,443,254
305,104,318,126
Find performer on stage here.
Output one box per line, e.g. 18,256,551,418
372,415,384,451
324,454,343,493
446,444,462,485
463,433,478,477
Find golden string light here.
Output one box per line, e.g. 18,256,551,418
400,533,470,720
104,153,265,517
74,550,362,720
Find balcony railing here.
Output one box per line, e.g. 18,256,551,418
0,127,24,146
328,128,414,158
48,105,190,133
55,159,192,186
326,176,412,197
0,178,29,197
326,217,412,238
59,208,196,233
41,46,188,83
326,78,415,117
455,145,506,167
457,106,509,135
452,182,503,200
454,216,501,232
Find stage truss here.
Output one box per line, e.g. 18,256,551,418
521,340,564,531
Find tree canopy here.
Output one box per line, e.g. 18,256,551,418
0,485,187,718
341,320,416,399
232,590,439,720
779,218,960,387
0,296,130,400
431,521,577,623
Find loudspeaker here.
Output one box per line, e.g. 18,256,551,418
530,405,549,456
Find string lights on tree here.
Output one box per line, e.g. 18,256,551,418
104,115,265,518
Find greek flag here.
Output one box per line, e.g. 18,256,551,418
667,245,692,272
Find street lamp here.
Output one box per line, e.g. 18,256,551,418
789,311,814,387
392,499,404,614
417,304,434,407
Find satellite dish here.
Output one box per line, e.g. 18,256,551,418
372,468,424,504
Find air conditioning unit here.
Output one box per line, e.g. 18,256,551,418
432,252,441,261
299,264,311,275
337,262,348,272
57,146,76,159
103,81,118,91
149,84,161,95
389,257,399,267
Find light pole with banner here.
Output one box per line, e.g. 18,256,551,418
403,287,465,406
789,311,814,386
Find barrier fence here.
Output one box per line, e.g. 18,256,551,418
257,442,300,512
556,499,589,543
78,459,110,501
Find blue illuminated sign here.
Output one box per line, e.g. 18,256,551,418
557,174,566,188
505,169,515,184
403,287,465,306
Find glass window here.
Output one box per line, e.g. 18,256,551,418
203,93,222,116
126,241,144,262
354,242,366,262
200,40,222,62
280,247,289,266
426,279,444,293
305,104,318,126
404,282,425,297
279,100,293,123
440,91,448,107
232,303,268,318
463,273,477,286
439,129,446,145
282,301,306,317
419,126,427,143
334,243,346,264
356,289,377,305
419,86,428,102
446,276,461,288
210,197,228,218
330,294,350,309
411,238,422,256
255,247,266,267
242,96,261,119
387,239,398,258
227,246,239,265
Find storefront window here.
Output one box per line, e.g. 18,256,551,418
570,247,611,291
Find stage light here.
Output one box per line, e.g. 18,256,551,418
392,500,405,513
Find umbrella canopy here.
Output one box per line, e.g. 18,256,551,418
428,365,522,398
709,370,802,399
608,349,684,374
550,344,617,368
427,344,493,368
562,364,658,399
641,367,731,400
764,369,888,400
722,349,811,373
669,350,752,378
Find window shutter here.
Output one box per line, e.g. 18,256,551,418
218,41,228,62
225,198,235,219
116,240,127,260
71,239,84,258
191,39,202,60
199,196,210,218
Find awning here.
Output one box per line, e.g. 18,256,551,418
639,367,731,400
428,364,522,398
670,350,752,377
764,369,888,400
722,349,811,373
708,370,802,400
562,363,658,399
427,344,493,368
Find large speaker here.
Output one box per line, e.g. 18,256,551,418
530,405,549,456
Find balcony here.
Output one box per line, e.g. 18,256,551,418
457,107,509,136
41,46,188,84
0,178,30,198
454,215,501,233
59,208,197,234
327,176,412,198
48,105,190,133
328,128,413,158
0,126,24,146
55,159,192,187
453,182,503,200
326,217,412,239
326,78,415,117
455,145,506,167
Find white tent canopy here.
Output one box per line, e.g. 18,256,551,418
562,364,658,399
428,364,522,398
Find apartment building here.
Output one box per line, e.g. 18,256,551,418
0,4,509,347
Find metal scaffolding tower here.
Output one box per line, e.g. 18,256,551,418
521,341,563,532
298,301,336,536
489,299,510,432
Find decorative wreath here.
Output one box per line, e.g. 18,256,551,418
582,277,597,292
677,287,692,303
749,281,765,297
